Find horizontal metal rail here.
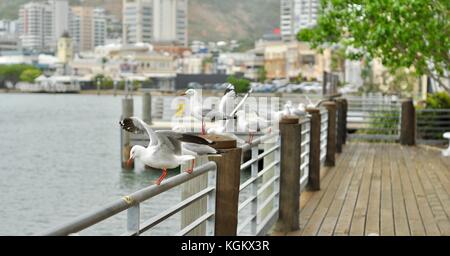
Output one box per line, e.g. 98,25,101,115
40,162,217,236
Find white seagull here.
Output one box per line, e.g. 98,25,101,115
120,117,217,185
235,110,272,143
286,101,308,117
181,89,215,135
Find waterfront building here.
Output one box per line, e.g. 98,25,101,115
123,0,188,47
18,2,53,51
70,6,107,53
281,0,319,42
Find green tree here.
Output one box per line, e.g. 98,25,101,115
227,75,251,93
257,67,267,83
298,0,450,91
19,69,42,83
425,92,450,109
0,64,39,85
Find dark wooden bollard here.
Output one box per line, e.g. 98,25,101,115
323,101,336,167
121,98,134,170
306,108,321,191
400,98,416,146
276,117,301,232
206,135,242,236
142,92,152,125
335,99,344,153
342,99,348,145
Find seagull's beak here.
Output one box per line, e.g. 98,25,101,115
127,158,134,168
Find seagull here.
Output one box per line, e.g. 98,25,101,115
270,103,292,122
180,89,212,135
120,117,217,185
286,101,307,117
235,110,272,144
207,119,246,145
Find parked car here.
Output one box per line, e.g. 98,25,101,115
299,82,322,93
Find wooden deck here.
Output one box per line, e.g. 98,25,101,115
282,143,450,236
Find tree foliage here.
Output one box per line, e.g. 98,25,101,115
19,69,42,83
227,75,251,93
0,64,41,85
298,0,450,90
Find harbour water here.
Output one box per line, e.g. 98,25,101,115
0,93,183,235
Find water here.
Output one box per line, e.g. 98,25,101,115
0,93,259,236
0,93,184,236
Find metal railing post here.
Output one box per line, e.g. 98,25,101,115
323,101,337,167
250,146,259,235
207,136,242,236
400,98,416,145
306,108,321,191
127,204,140,235
275,117,301,232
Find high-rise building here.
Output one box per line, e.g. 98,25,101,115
18,2,53,51
281,0,319,42
104,0,123,20
71,6,107,52
122,0,188,46
50,0,70,45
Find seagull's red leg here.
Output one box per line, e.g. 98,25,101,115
247,132,254,144
201,117,206,135
155,168,168,186
185,159,195,174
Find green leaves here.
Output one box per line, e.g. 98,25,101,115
297,0,450,89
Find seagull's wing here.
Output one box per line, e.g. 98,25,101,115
120,117,159,147
156,131,215,154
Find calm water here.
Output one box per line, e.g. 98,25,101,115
0,93,184,236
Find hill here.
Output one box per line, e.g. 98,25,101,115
0,0,280,42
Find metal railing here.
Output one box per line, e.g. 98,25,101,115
40,162,217,236
416,109,450,144
346,96,401,141
320,109,328,164
300,119,311,192
237,133,281,236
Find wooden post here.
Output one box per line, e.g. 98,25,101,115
322,71,328,95
400,98,416,146
335,99,344,153
342,98,348,145
323,101,336,167
206,135,241,236
276,117,301,232
121,98,134,170
306,108,321,191
142,92,152,124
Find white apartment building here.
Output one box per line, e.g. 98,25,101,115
17,1,70,52
0,20,19,35
18,2,53,51
123,0,188,46
281,0,319,42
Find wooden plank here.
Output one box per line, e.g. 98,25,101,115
380,144,395,236
396,146,426,236
333,143,370,236
412,147,450,235
298,143,355,230
389,145,411,236
316,143,363,235
349,144,376,236
400,146,441,236
300,143,358,235
422,149,450,227
365,145,382,236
